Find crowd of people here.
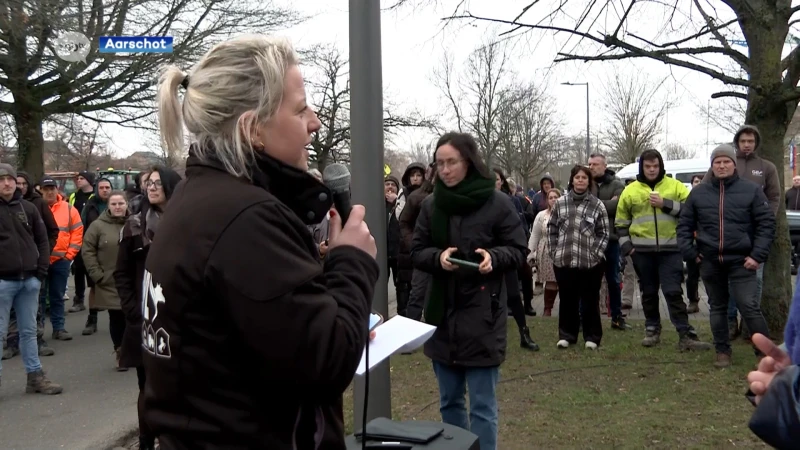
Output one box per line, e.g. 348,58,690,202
0,33,798,450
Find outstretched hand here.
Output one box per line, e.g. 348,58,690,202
747,333,792,405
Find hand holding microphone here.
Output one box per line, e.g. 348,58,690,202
323,163,377,259
328,205,377,258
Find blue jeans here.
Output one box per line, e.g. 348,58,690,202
604,241,622,319
728,263,763,321
0,277,43,375
39,259,71,332
432,361,499,450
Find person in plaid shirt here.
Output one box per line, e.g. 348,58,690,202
547,165,609,350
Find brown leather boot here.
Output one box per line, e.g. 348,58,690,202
26,370,63,395
543,289,557,316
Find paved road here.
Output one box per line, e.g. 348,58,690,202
0,282,138,450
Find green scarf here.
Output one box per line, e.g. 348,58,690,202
425,172,496,325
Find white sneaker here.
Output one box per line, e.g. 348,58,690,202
557,340,569,348
585,341,598,350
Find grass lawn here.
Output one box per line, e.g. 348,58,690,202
343,318,768,449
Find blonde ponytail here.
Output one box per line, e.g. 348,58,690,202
157,66,187,164
155,34,299,179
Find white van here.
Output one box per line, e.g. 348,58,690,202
615,158,709,190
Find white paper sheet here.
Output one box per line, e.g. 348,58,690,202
355,315,436,375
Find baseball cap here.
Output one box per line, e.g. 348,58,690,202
40,176,58,187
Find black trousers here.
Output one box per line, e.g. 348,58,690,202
685,258,700,303
407,269,429,321
136,366,155,443
554,264,604,344
701,259,770,355
504,271,527,330
631,251,693,336
518,264,534,306
72,254,94,301
108,310,125,349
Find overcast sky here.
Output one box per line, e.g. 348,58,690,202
103,0,779,162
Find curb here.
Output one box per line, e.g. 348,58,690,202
85,421,139,450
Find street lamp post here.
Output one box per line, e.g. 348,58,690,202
561,82,590,162
349,0,392,430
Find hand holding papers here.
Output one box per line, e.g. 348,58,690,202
355,315,436,375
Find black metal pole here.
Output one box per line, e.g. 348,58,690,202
349,0,392,429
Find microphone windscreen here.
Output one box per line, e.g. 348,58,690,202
322,163,351,194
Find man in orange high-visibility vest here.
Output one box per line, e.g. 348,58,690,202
39,177,82,342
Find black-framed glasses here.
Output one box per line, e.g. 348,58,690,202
145,180,162,189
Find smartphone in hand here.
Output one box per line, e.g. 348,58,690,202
446,257,481,270
369,312,383,331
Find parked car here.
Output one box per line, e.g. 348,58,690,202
788,210,800,275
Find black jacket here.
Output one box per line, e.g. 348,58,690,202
0,189,49,281
141,151,379,450
411,190,527,367
593,169,625,241
677,172,775,264
113,202,153,369
748,365,800,450
398,180,433,282
787,187,800,211
17,171,58,251
81,195,107,234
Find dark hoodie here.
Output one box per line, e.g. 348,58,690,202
17,171,58,251
529,175,555,219
385,175,401,259
636,150,667,188
593,168,625,241
702,125,780,215
398,174,434,280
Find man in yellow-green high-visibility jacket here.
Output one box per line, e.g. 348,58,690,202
615,149,713,352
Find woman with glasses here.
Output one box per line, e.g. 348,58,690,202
412,132,527,450
114,165,181,450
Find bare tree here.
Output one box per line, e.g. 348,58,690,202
1,0,304,179
432,38,512,166
495,81,563,186
600,75,669,165
44,115,115,171
384,147,411,178
407,142,434,165
662,143,696,161
304,44,437,171
412,0,800,333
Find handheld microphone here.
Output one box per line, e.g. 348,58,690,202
322,163,353,225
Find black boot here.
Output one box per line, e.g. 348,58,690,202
520,326,539,351
139,434,156,450
523,298,536,316
396,284,410,318
82,313,98,335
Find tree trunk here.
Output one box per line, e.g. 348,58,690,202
744,42,793,335
12,106,45,180
316,147,330,171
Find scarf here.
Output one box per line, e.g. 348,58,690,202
145,207,162,243
425,172,496,326
571,189,587,204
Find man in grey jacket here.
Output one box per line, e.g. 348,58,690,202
589,153,630,330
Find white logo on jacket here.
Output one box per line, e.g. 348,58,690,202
141,269,171,358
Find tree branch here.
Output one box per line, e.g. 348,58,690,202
448,13,750,88
711,90,748,100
